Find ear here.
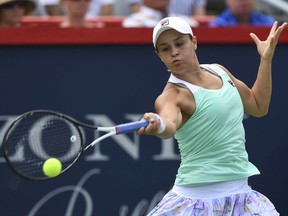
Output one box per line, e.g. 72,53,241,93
192,36,197,51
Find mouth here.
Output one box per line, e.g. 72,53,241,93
172,59,181,64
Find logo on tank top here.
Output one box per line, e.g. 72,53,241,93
228,80,235,87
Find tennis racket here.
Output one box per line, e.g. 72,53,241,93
2,110,148,181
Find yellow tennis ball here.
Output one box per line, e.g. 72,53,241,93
42,158,62,177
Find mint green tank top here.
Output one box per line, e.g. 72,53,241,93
169,64,260,185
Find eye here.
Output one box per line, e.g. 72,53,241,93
176,41,184,47
159,46,170,52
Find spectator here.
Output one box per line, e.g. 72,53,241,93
60,0,97,27
125,0,207,16
122,0,198,28
0,0,35,27
209,0,275,26
38,0,113,17
37,0,63,16
169,0,207,16
127,0,140,14
85,0,114,18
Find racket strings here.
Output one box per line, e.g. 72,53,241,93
3,113,83,180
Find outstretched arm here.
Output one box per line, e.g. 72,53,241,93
136,89,183,139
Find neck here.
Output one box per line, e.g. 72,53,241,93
190,68,203,74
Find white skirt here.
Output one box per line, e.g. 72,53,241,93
147,179,279,216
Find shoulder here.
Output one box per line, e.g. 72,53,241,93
201,63,229,76
211,63,232,75
157,82,192,103
161,82,196,119
162,82,185,96
156,82,195,118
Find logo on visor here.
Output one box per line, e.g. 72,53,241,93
161,19,169,26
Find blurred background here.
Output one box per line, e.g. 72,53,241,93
0,0,288,215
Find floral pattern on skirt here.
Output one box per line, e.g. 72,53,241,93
147,190,279,216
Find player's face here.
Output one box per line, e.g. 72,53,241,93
156,29,197,74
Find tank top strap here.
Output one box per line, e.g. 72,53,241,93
168,74,200,93
200,64,226,76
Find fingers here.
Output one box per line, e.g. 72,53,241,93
249,33,260,45
136,112,161,135
280,22,288,30
250,21,287,59
274,22,287,40
267,22,287,51
269,21,287,41
269,21,278,35
250,21,287,44
272,21,287,34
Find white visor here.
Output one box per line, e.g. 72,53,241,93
152,16,193,48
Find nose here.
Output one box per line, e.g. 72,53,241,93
171,46,179,56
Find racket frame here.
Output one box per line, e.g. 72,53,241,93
1,110,148,181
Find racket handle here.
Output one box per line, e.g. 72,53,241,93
116,120,149,134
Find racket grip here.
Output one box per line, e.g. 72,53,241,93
116,120,149,134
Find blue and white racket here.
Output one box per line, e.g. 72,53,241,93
2,110,148,181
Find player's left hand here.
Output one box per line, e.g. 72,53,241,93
250,21,287,61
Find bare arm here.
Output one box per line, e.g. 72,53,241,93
218,21,287,117
136,87,185,139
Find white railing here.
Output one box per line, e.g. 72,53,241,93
261,0,288,14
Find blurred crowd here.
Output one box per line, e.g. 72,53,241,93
0,0,286,28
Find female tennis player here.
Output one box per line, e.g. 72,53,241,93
137,17,287,215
